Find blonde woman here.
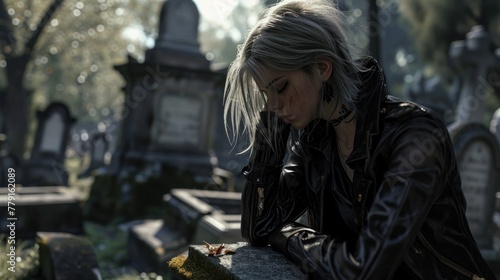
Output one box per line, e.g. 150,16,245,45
223,0,495,279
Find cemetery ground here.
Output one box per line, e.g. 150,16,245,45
0,156,172,280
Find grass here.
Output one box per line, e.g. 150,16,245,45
0,235,39,280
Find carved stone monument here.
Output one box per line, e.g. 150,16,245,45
449,25,500,124
448,26,500,251
22,102,76,186
86,0,232,223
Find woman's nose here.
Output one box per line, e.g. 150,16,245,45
267,95,282,112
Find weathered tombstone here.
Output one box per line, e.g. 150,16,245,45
86,0,241,224
37,232,101,280
449,25,500,124
22,102,76,186
78,131,110,178
450,124,500,249
448,26,500,251
145,0,209,69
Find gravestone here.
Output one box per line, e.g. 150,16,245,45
37,232,101,280
145,0,209,69
86,0,238,224
22,102,76,186
78,131,111,178
447,26,500,251
449,25,500,124
450,124,500,249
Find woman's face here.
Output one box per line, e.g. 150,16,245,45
256,68,325,129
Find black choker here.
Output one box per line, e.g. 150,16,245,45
329,104,353,126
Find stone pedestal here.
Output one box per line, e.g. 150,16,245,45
168,242,307,280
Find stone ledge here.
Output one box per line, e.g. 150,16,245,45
169,242,307,280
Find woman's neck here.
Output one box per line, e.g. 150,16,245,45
323,101,357,153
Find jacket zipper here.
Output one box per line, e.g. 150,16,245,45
257,186,264,216
417,232,484,280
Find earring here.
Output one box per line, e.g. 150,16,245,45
322,82,334,103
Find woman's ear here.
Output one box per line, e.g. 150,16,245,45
317,58,333,82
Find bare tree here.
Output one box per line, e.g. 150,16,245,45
0,0,65,159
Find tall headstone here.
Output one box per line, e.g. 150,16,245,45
448,26,500,250
22,102,76,186
145,0,209,70
86,0,231,223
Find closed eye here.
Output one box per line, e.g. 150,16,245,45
277,82,288,94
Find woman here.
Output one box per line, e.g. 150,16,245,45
223,0,496,279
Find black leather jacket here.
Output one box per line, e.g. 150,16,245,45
241,58,496,279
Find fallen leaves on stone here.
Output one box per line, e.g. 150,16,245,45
203,241,235,256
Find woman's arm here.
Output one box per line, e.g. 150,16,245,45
241,112,308,245
269,115,450,279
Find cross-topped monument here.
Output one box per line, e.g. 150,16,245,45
448,26,500,252
449,25,500,124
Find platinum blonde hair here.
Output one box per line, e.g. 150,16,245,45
224,0,362,153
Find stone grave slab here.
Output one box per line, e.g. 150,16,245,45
168,242,307,280
37,232,101,280
167,189,242,244
128,189,242,273
128,219,188,273
0,186,83,239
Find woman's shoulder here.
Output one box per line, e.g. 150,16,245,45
384,95,443,122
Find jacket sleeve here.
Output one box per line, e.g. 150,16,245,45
269,115,450,279
241,112,309,246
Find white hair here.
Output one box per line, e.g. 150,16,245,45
224,0,362,153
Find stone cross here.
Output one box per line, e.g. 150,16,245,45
449,25,500,124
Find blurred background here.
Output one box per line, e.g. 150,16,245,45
0,0,499,279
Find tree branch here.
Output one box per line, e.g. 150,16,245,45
0,0,15,58
25,0,65,55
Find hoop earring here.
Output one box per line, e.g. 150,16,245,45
322,82,334,103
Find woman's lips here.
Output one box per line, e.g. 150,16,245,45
280,115,292,123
